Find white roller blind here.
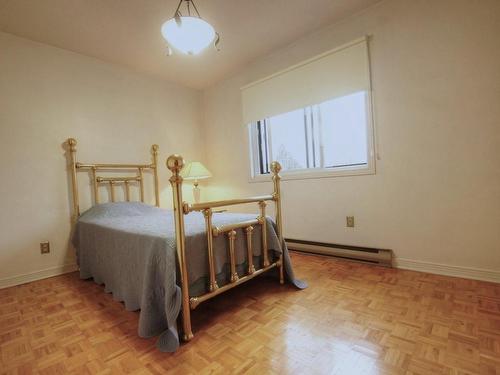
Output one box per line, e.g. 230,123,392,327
241,37,370,125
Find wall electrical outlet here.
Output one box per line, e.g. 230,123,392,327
40,241,50,254
346,216,355,228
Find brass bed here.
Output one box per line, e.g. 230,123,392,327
67,138,285,342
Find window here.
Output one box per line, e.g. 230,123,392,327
241,37,374,181
249,91,373,179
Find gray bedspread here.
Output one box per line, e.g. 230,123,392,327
72,202,305,352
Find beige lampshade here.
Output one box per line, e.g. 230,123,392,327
180,161,212,181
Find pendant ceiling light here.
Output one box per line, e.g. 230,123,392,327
161,0,220,56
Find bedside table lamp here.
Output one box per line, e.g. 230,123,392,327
180,161,212,203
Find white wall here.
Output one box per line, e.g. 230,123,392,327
202,0,500,278
0,32,204,287
1,0,499,287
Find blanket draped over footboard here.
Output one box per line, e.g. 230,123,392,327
72,202,304,352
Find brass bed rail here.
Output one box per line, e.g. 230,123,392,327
167,155,285,342
184,195,274,212
66,138,160,219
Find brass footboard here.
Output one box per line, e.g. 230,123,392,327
166,155,284,342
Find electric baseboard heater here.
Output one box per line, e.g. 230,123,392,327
285,238,393,267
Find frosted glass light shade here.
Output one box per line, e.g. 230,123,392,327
180,161,212,180
161,16,215,55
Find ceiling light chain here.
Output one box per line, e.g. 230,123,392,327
162,0,219,56
174,0,201,18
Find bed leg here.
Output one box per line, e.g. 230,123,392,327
259,201,269,267
151,144,160,207
67,138,80,221
167,154,194,342
271,161,285,285
279,255,284,285
182,316,194,341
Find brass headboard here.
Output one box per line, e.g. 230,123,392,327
66,138,160,221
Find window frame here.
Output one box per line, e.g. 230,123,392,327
247,91,376,183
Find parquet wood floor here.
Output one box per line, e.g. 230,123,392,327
1,252,499,374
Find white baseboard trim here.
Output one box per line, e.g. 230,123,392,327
0,263,79,289
1,259,498,289
395,258,500,284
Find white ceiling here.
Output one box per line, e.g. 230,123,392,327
0,0,381,89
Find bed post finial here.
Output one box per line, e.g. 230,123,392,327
67,138,80,220
166,154,184,173
151,144,160,207
67,137,77,150
166,154,193,341
271,161,284,285
270,161,281,175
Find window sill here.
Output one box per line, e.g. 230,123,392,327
248,165,375,183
